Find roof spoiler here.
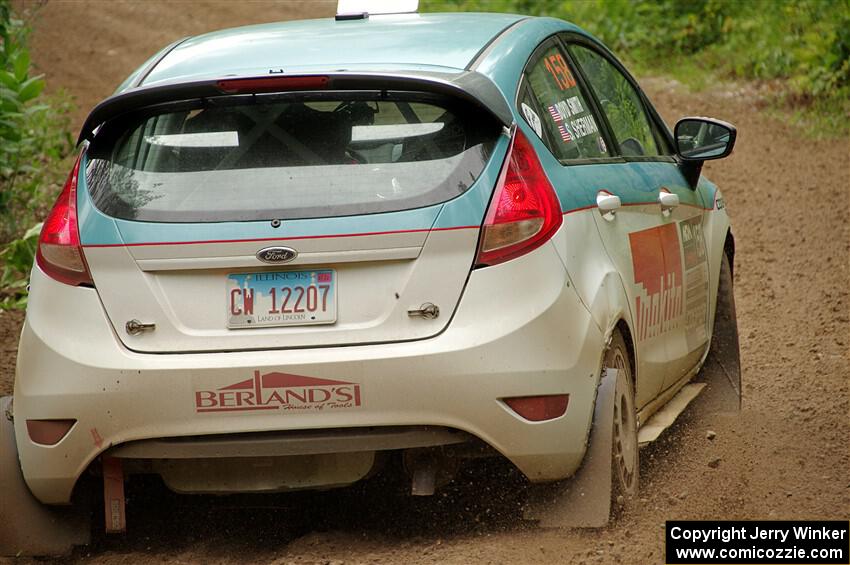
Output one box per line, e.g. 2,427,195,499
76,71,513,145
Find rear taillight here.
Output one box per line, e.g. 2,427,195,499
475,128,563,267
36,153,93,286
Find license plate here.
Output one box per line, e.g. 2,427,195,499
226,270,337,329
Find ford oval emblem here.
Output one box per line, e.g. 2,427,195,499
256,246,298,264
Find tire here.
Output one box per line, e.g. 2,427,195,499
604,331,639,507
706,251,742,408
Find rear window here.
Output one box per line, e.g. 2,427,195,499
85,92,500,222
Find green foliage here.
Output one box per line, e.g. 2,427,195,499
0,0,74,310
424,0,850,134
1,0,74,238
1,0,45,173
0,222,39,309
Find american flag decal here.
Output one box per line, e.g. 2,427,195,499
557,124,573,143
548,105,564,122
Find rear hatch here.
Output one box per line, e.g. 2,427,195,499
79,85,507,353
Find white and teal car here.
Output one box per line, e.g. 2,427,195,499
1,1,740,555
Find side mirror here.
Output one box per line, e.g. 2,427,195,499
674,117,737,162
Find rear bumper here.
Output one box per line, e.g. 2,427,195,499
15,242,605,504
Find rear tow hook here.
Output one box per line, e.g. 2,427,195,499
408,303,440,320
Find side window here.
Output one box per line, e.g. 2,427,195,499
569,44,660,157
521,43,609,161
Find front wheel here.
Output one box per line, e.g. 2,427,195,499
706,251,741,409
605,331,638,506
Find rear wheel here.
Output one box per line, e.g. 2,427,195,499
605,331,638,507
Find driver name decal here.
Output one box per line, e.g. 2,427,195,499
195,370,362,413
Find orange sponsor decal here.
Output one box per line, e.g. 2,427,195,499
629,223,684,341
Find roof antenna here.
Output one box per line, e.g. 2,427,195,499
336,0,418,20
336,11,368,21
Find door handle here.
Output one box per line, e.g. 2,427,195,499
658,188,679,214
596,190,621,220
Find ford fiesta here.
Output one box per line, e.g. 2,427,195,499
2,1,741,555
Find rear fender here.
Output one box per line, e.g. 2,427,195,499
550,215,636,351
550,222,636,443
592,271,634,350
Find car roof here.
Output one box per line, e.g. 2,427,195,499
139,12,529,88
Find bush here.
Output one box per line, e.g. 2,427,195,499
0,0,74,309
0,222,39,309
0,0,73,243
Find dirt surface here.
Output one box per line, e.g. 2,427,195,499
0,310,23,397
2,2,849,563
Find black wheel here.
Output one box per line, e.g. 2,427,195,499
605,331,638,507
706,251,741,409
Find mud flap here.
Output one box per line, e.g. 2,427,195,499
0,397,90,557
523,368,616,528
103,457,127,533
698,253,741,412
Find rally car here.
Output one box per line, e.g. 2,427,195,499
1,1,740,555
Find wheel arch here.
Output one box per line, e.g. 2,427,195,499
583,269,640,387
702,201,733,336
614,318,637,384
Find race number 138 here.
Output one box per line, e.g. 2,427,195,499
545,53,577,90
